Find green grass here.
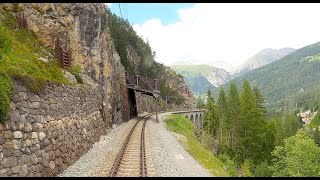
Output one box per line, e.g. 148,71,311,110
308,116,320,129
170,64,214,78
164,114,230,177
0,12,69,121
68,65,83,84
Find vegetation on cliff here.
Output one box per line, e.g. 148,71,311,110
106,7,186,105
0,11,68,121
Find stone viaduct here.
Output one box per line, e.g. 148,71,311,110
172,109,205,129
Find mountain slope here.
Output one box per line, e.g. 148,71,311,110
233,48,296,77
206,67,232,87
171,64,231,96
171,64,213,77
184,76,216,97
225,42,320,111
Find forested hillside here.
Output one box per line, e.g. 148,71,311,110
106,8,195,106
224,42,320,111
201,80,320,177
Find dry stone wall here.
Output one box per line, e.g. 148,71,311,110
0,79,106,177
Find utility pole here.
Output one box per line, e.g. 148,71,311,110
156,94,159,123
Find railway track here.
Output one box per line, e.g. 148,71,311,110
108,114,152,177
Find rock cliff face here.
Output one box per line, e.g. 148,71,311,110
206,67,232,87
7,3,130,125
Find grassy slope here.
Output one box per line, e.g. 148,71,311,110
171,64,214,78
0,11,69,121
164,114,229,177
0,12,67,84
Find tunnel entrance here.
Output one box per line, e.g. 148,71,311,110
128,89,138,119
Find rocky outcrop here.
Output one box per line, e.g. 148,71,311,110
206,67,232,87
161,66,195,102
5,3,130,125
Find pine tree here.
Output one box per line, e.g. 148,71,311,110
203,90,219,137
238,80,256,162
227,82,240,151
217,87,229,149
252,86,268,163
196,96,205,109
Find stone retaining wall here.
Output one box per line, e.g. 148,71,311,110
0,80,106,177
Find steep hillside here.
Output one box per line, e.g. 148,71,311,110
233,48,296,77
171,64,230,97
171,64,213,77
107,7,196,108
225,42,320,111
206,67,232,87
184,76,216,97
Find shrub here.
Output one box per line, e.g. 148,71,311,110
218,153,238,177
0,73,14,122
254,160,272,177
68,66,83,84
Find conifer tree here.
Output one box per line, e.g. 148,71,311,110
203,90,219,137
227,82,240,151
217,87,229,148
238,80,256,161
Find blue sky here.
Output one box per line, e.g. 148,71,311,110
107,3,320,72
109,3,195,25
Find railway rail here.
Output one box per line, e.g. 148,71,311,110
108,114,152,177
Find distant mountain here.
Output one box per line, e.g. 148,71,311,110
233,48,296,77
171,64,231,96
206,67,232,87
184,76,216,97
223,42,320,111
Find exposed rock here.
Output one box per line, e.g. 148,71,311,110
23,123,32,133
19,165,28,177
2,157,17,168
30,102,41,109
12,140,21,150
29,94,40,102
10,111,20,122
4,131,13,139
13,131,23,139
16,122,24,131
0,123,5,131
31,132,38,139
0,136,5,145
38,132,46,141
49,161,55,170
0,169,7,176
25,139,32,147
63,70,77,84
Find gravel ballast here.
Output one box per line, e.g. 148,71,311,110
58,112,212,177
147,112,212,177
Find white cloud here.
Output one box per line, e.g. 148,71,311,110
133,3,320,71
